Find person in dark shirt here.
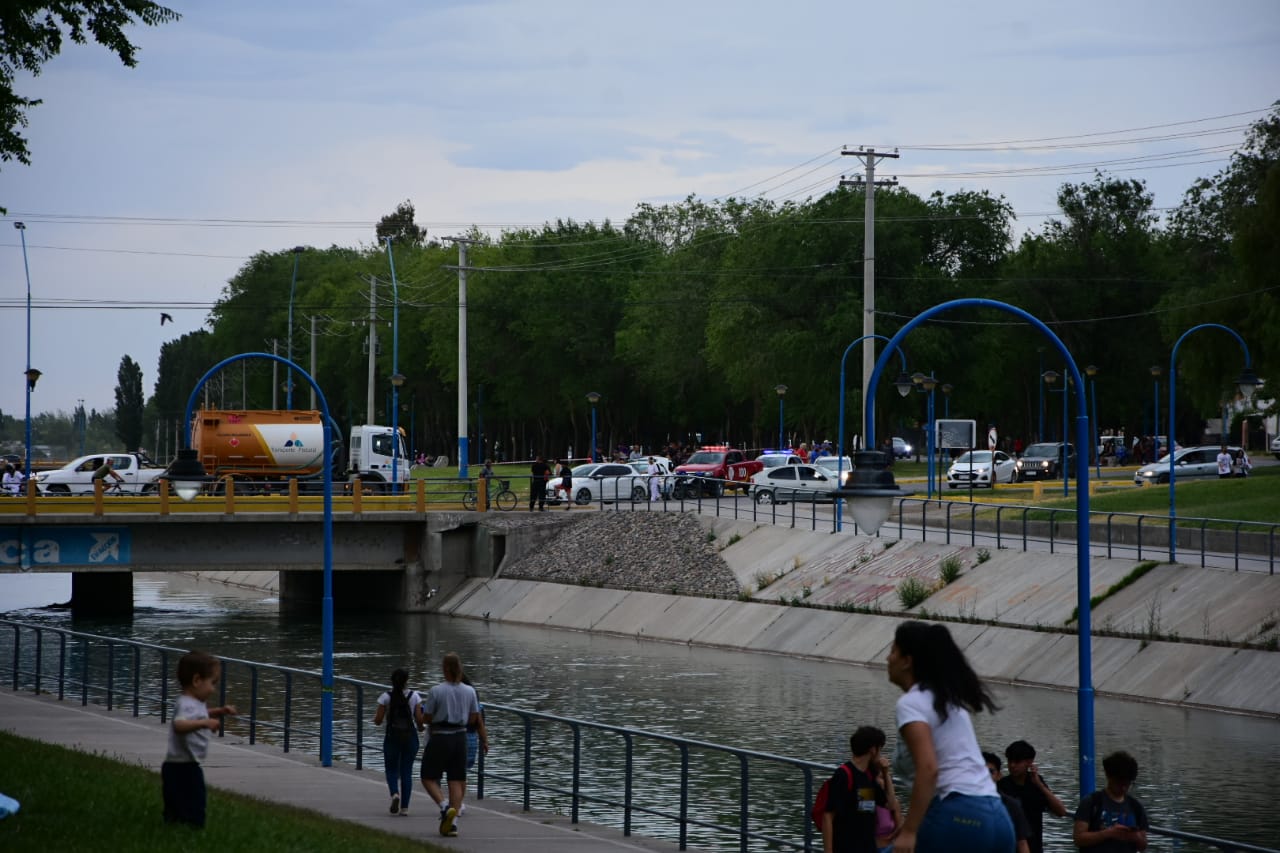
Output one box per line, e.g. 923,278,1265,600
529,456,550,511
1072,750,1148,853
998,739,1068,853
985,751,1031,853
822,726,889,853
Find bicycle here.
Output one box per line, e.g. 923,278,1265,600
462,478,517,511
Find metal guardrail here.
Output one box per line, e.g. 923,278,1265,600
3,620,1274,853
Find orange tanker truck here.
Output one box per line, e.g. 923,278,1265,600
190,409,410,490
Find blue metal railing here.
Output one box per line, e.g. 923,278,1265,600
3,619,1273,853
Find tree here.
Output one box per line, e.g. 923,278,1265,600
375,200,428,247
114,354,144,450
0,1,180,200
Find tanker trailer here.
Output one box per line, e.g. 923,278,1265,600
191,409,341,491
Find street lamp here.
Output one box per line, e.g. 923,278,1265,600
919,373,938,499
166,353,338,765
15,222,36,484
1043,370,1068,496
287,247,305,410
1085,365,1100,478
774,384,788,450
941,383,953,419
833,449,911,536
1167,324,1256,562
1150,365,1162,455
385,238,402,494
864,298,1096,796
836,334,909,532
586,391,601,463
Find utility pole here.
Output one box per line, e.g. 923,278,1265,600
445,237,480,477
309,315,317,410
840,147,899,446
367,273,378,424
271,339,279,409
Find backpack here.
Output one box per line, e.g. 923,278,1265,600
387,691,414,738
810,762,855,830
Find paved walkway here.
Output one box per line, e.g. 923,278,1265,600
0,688,687,852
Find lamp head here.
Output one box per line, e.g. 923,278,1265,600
911,371,926,387
775,384,788,398
586,391,601,405
1042,369,1059,386
13,221,25,230
1150,365,1162,379
25,368,41,390
893,372,915,398
920,374,938,392
1236,367,1259,403
292,246,305,254
390,372,406,388
834,450,912,536
160,448,212,502
1085,364,1099,378
941,383,953,396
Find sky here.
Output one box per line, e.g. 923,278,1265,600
2,0,1278,419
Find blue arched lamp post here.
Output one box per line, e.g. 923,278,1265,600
836,334,910,532
1167,324,1257,562
863,298,1096,795
587,391,601,463
168,353,338,767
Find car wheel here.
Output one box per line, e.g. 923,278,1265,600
672,483,687,500
1157,475,1169,485
141,482,159,495
712,481,724,498
755,489,775,506
631,485,647,502
574,487,592,505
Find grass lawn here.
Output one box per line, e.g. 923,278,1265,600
1036,465,1280,525
0,732,445,853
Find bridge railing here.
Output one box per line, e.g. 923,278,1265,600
3,619,1273,853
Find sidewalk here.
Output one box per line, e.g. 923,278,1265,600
0,688,687,852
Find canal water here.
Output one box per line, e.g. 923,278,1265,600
3,573,1278,851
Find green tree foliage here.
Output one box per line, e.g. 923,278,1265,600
0,1,179,202
375,200,428,247
114,354,144,450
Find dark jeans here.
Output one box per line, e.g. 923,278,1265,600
529,480,547,510
384,730,420,806
162,760,206,828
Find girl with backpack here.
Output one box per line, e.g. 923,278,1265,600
373,667,423,816
886,621,1014,852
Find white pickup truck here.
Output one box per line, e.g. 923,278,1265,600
34,452,166,495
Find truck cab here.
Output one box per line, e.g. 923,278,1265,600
348,425,411,487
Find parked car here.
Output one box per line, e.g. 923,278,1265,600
1134,445,1241,485
34,452,165,495
946,450,1017,489
756,452,802,469
892,437,913,459
547,458,673,505
1015,443,1076,482
812,455,855,485
673,447,763,498
1272,434,1280,460
750,464,839,505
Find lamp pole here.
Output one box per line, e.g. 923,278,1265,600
587,392,601,463
1043,370,1069,497
941,383,952,419
1150,365,1161,456
837,334,910,532
1037,347,1045,442
287,247,304,410
177,353,337,765
1086,365,1100,478
774,384,788,450
865,298,1096,796
476,384,484,465
921,374,938,498
14,222,36,483
1167,324,1256,562
384,238,403,493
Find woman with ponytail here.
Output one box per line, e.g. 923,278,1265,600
887,621,1014,852
373,667,422,816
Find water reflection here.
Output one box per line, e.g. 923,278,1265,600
3,573,1278,851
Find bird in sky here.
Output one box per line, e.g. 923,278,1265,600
160,312,174,325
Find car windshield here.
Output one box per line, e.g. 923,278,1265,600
815,457,852,470
954,451,992,464
758,455,791,468
685,451,725,465
1023,444,1059,458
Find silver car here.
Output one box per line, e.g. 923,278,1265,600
1133,446,1240,485
750,464,839,505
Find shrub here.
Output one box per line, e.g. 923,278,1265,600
897,577,931,609
939,556,963,585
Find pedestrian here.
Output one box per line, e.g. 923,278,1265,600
984,752,1032,853
647,456,662,501
1216,445,1233,479
478,459,494,509
373,667,423,816
419,651,486,838
886,621,1014,852
529,455,550,511
988,424,999,453
557,458,573,509
820,725,894,853
161,650,238,828
1071,750,1148,852
1233,448,1251,478
2,464,21,496
996,740,1065,853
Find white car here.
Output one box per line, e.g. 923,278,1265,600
548,457,673,505
756,452,802,469
1134,446,1240,485
35,452,165,495
1272,434,1280,460
750,464,839,505
812,455,855,485
946,450,1016,489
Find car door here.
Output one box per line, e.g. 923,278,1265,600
597,464,632,500
110,455,137,490
795,465,833,500
765,466,796,500
993,451,1013,481
1183,449,1215,478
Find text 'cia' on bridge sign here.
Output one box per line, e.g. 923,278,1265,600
0,527,131,570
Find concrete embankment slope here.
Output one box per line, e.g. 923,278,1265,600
446,514,1280,718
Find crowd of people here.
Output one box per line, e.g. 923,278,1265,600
820,621,1148,853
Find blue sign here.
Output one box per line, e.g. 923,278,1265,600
0,527,131,570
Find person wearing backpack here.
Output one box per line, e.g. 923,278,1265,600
1072,750,1148,852
817,726,894,853
373,667,423,816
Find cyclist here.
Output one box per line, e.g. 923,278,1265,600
93,458,126,490
478,459,494,509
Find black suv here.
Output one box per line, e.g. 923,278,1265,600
1015,443,1076,481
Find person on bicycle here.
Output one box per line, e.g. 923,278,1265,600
92,458,126,490
478,459,494,510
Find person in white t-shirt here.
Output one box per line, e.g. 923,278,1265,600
887,621,1014,853
1216,446,1233,479
373,667,423,816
